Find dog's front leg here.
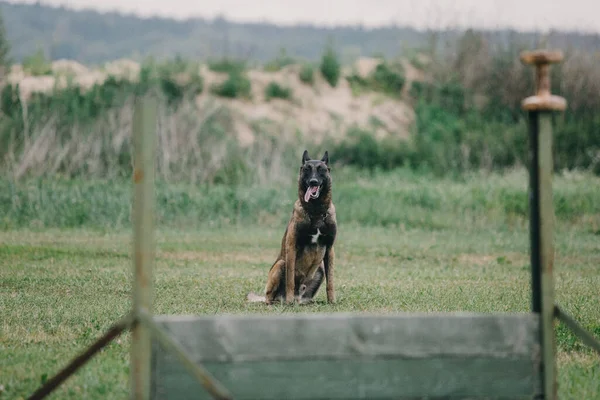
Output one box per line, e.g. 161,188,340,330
284,249,296,304
324,246,335,303
284,229,297,304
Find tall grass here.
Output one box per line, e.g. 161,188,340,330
2,167,599,231
1,85,294,185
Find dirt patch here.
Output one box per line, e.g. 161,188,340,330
456,253,528,266
353,57,381,78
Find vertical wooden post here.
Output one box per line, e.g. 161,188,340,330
131,95,157,400
520,50,567,400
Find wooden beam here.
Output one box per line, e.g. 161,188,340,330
528,110,558,400
150,313,542,399
27,313,134,400
131,95,158,400
554,305,600,355
522,49,566,400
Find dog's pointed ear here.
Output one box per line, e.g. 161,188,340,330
321,151,329,165
302,150,310,165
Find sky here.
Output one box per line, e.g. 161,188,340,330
8,0,600,33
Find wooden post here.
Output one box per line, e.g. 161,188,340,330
131,95,157,400
520,50,566,400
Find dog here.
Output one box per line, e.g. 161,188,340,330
247,150,337,305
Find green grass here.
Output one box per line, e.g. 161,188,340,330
1,168,599,399
2,167,600,231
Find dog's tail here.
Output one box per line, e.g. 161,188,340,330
246,292,266,303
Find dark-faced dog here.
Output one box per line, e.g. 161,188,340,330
247,150,337,304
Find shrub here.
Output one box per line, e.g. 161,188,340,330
320,44,340,87
22,49,52,76
210,70,251,99
344,61,405,97
207,58,246,74
156,57,204,106
345,73,369,96
299,64,314,85
409,80,435,100
264,82,292,101
328,127,413,171
370,61,406,96
159,72,203,106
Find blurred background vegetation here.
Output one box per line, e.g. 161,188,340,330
0,2,599,230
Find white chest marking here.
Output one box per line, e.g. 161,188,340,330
311,229,321,244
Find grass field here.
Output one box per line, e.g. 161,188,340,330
1,168,600,399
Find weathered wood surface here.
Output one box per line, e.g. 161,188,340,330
139,311,232,399
131,96,157,400
528,111,558,400
521,47,566,400
150,312,541,399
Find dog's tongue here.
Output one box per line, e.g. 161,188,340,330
304,186,318,202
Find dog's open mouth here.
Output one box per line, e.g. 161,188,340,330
304,185,321,202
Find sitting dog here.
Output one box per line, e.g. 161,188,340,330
247,150,337,304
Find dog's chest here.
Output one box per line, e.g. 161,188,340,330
310,228,322,244
296,220,331,248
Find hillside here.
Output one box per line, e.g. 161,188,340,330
1,1,600,64
5,55,422,147
1,3,599,184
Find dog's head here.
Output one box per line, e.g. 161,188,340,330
298,150,331,204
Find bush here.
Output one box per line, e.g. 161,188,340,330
299,64,314,85
409,80,435,100
320,44,340,87
344,61,405,97
328,127,413,171
210,71,251,99
22,49,52,76
346,73,369,96
159,72,203,106
207,58,246,74
156,57,204,106
370,62,406,96
264,82,292,101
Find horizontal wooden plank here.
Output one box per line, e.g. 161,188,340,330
153,312,539,361
152,356,538,400
150,312,541,399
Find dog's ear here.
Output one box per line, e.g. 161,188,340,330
302,150,310,165
321,151,329,165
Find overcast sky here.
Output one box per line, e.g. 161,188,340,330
8,0,600,33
